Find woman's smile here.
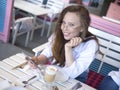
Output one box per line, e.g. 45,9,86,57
63,32,70,37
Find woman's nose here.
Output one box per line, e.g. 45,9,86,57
63,25,68,31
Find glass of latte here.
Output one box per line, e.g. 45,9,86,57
43,65,57,89
44,65,57,82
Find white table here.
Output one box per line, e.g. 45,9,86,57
14,0,50,40
0,53,96,90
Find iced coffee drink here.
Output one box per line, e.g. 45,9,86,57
44,65,57,82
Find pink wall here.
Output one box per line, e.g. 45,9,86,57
0,0,13,43
106,3,120,21
90,14,120,37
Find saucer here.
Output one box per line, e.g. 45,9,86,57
55,68,69,82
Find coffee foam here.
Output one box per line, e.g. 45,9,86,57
46,66,57,75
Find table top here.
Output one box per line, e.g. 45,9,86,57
14,0,50,16
0,53,96,90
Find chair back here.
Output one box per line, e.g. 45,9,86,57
11,17,34,47
88,26,120,75
14,17,34,33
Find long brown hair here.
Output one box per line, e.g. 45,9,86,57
51,5,100,66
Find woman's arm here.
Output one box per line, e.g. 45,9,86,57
63,39,98,78
65,37,82,67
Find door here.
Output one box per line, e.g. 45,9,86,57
0,0,13,43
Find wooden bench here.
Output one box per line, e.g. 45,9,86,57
86,26,120,89
89,26,120,71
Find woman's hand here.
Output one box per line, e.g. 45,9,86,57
27,55,49,68
26,56,39,69
65,37,82,48
31,56,40,65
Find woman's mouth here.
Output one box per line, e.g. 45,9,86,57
63,32,70,37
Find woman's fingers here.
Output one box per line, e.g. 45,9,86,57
65,37,82,48
70,37,82,47
28,61,37,69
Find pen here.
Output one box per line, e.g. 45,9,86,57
12,62,27,69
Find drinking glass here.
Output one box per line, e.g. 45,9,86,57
43,65,57,90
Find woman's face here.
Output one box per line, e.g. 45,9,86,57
61,12,82,40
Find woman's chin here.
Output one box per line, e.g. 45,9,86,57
64,37,71,40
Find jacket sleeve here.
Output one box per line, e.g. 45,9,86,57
62,40,98,78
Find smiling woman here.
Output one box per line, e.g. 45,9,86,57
29,5,100,83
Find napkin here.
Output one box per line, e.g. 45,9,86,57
0,80,11,90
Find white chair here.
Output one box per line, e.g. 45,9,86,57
88,26,120,71
85,26,120,88
11,17,34,47
39,0,65,37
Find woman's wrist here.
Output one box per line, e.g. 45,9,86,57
65,44,73,51
65,43,72,48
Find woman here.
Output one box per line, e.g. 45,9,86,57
30,5,100,83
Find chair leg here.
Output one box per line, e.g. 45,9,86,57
25,31,30,47
12,30,17,45
40,16,47,37
40,21,46,37
47,23,52,37
30,30,34,41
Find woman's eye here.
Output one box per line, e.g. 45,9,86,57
69,23,74,27
62,21,65,25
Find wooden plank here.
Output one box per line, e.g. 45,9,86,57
0,62,26,78
0,68,37,90
9,54,27,63
3,58,19,67
103,57,120,68
0,68,18,82
0,62,40,90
